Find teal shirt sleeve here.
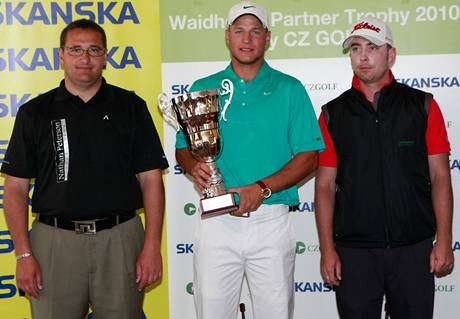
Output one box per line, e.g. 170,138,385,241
175,129,187,149
288,80,325,154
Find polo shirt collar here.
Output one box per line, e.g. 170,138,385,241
55,77,115,103
224,60,272,86
351,70,395,95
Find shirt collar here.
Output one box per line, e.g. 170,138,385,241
223,60,272,85
55,77,115,103
351,70,395,96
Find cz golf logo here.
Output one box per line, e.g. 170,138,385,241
184,203,197,216
296,241,320,254
296,242,306,254
186,282,194,295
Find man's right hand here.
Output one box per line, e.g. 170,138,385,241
190,162,212,192
320,247,342,286
16,256,43,298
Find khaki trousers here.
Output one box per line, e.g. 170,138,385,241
29,215,144,319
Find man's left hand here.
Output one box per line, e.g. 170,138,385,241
136,246,162,291
229,183,264,216
430,240,454,277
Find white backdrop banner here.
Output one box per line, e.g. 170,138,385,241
159,1,460,318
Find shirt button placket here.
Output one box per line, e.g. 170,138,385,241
240,79,247,107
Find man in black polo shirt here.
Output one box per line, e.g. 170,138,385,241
1,19,168,318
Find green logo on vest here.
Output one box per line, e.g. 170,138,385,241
398,140,414,146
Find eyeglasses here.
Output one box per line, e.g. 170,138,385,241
63,46,106,57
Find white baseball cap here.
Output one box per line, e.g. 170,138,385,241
343,16,394,49
227,1,269,30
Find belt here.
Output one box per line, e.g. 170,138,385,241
231,205,299,218
38,211,136,234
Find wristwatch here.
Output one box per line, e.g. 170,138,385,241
256,180,272,199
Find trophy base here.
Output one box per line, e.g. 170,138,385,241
200,193,238,219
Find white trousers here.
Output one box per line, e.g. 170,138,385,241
193,204,296,319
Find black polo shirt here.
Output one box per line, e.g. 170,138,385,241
1,78,169,219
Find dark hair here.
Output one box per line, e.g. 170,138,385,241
60,19,107,48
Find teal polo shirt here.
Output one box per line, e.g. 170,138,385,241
176,61,324,205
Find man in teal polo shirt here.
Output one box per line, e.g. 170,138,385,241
176,2,324,319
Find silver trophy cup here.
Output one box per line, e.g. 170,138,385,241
158,79,238,218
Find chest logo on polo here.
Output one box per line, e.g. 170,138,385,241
51,119,70,183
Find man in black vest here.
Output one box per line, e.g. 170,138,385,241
315,16,454,319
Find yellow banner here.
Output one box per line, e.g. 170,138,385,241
0,1,167,318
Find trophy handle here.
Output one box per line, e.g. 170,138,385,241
157,93,180,131
220,79,233,122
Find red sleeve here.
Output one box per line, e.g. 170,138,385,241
318,112,337,167
426,99,450,155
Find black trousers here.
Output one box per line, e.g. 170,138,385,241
335,239,434,319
